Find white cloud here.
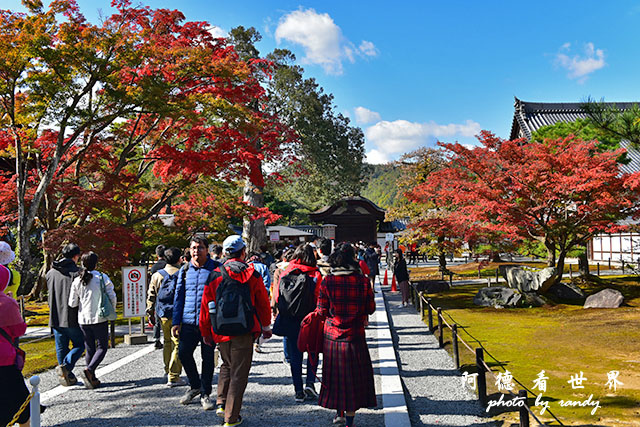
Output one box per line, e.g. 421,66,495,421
354,107,381,124
275,8,378,75
364,119,482,163
207,26,228,39
555,42,605,83
359,40,378,57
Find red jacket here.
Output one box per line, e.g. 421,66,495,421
199,259,271,344
272,260,323,309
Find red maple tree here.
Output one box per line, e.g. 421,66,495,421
416,131,640,285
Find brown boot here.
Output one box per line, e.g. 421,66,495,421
57,365,72,386
82,369,98,389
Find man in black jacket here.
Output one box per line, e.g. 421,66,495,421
47,243,84,386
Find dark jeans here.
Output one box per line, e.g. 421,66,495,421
53,326,85,371
285,332,317,392
283,336,291,362
178,323,214,396
80,322,109,372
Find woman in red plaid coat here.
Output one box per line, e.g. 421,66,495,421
316,243,376,427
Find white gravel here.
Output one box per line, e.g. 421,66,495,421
382,286,496,427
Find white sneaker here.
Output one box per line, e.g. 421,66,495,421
167,378,186,387
332,415,346,425
201,394,215,410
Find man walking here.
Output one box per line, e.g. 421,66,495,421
200,235,272,427
47,243,84,386
147,247,184,386
172,237,220,410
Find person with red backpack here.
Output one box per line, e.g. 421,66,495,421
316,242,376,427
199,235,272,427
272,243,322,403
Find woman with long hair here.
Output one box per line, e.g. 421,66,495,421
393,249,410,306
272,243,322,402
68,251,116,388
316,242,376,426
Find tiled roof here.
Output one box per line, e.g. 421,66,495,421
509,98,638,140
510,98,640,175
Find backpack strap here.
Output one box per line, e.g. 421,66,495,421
158,269,169,279
0,327,18,348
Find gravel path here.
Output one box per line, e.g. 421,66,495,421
35,320,386,426
382,286,495,427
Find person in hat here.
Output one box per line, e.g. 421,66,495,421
200,235,272,427
0,265,30,427
0,241,19,299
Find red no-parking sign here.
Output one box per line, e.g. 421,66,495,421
122,266,147,318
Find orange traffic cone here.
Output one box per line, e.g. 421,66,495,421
383,269,389,286
391,273,397,292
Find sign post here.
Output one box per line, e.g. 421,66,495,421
122,266,148,345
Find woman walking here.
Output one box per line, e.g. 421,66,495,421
0,265,30,427
272,244,322,402
393,249,410,306
68,252,117,389
316,243,376,427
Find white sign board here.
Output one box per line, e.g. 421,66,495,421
385,233,395,242
269,230,280,242
122,266,147,318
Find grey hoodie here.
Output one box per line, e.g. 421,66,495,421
47,258,80,328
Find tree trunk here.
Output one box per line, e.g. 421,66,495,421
242,177,266,254
544,239,556,267
437,236,447,272
554,250,567,285
577,252,589,276
491,252,502,262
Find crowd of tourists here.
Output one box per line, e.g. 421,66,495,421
0,235,413,427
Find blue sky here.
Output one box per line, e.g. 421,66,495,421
5,1,640,163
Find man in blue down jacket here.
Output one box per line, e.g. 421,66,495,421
171,236,220,410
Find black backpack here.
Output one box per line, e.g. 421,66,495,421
210,267,255,336
278,269,317,320
156,269,180,319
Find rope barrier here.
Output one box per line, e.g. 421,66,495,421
6,391,34,427
410,283,565,426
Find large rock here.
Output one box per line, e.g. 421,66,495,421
473,287,521,308
547,282,586,300
504,266,557,293
521,292,547,307
413,280,450,294
584,289,624,309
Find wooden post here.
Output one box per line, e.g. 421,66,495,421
622,260,625,274
427,299,433,332
452,324,460,370
608,258,611,269
476,348,487,407
437,307,444,348
449,272,453,288
495,269,499,284
487,278,491,287
464,255,468,263
569,264,573,278
110,321,116,349
418,292,424,319
597,263,600,276
519,389,530,427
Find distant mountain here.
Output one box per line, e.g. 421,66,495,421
361,164,404,209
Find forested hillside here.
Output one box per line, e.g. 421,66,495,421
361,164,404,209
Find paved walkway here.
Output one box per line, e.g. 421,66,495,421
27,276,494,427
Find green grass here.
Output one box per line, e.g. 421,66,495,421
415,276,640,426
21,336,125,378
